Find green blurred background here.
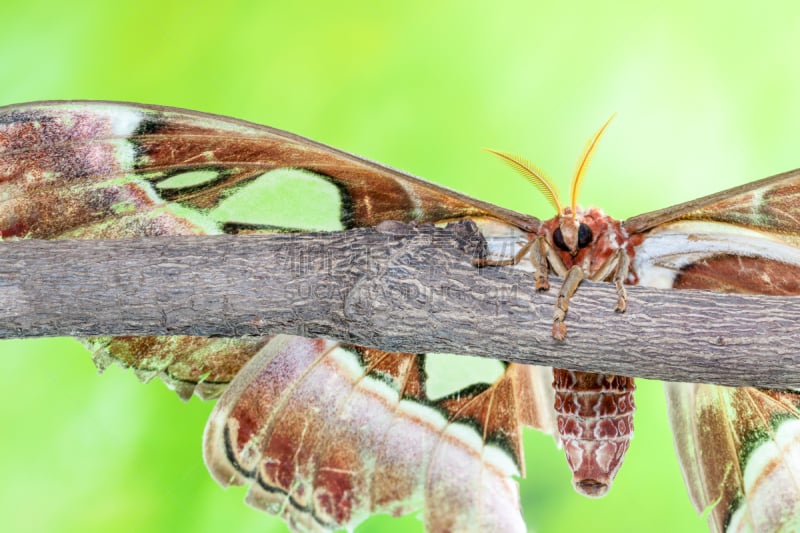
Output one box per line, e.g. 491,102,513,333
2,1,799,532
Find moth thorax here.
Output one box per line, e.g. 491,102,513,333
552,369,636,498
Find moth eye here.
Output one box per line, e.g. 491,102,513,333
553,228,569,251
578,223,593,248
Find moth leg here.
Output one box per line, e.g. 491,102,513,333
531,235,562,290
612,252,629,312
588,249,630,313
473,238,535,268
543,238,569,277
552,266,585,341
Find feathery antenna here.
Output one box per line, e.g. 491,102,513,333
570,114,616,216
483,148,562,214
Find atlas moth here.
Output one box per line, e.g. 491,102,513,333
2,101,799,532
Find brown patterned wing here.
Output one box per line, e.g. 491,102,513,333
623,168,800,239
203,335,538,532
85,336,273,400
665,384,800,532
627,169,800,531
0,100,540,399
629,168,800,295
1,101,551,530
0,100,539,240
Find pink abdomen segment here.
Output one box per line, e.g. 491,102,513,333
552,370,635,497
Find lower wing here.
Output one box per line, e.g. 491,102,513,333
202,335,554,532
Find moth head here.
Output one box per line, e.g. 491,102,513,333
553,211,593,255
484,114,615,256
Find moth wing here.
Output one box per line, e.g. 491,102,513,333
0,100,539,239
516,364,557,436
627,169,800,530
84,336,274,400
203,335,537,532
2,101,556,529
628,168,800,293
0,101,540,399
665,383,800,532
623,168,800,239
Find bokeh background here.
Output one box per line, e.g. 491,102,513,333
2,2,800,532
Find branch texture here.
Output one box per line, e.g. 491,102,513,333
1,221,798,388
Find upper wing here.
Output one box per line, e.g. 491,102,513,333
623,168,800,239
0,100,539,240
627,169,800,531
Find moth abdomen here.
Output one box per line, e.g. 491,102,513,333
552,369,636,498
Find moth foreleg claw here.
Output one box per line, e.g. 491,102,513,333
534,274,550,291
552,320,567,341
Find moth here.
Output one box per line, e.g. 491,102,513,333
1,101,799,533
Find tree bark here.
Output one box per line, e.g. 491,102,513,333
1,221,797,389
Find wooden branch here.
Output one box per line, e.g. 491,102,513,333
1,221,798,389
